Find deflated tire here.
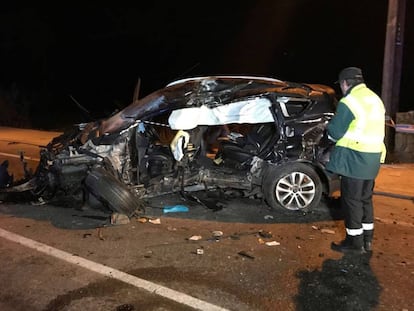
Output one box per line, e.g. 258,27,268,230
85,167,145,217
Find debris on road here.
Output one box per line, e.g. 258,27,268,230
265,241,281,246
163,205,189,214
207,231,223,242
137,217,148,223
148,218,161,225
238,251,255,260
111,213,130,225
258,230,273,238
211,231,223,239
136,216,162,224
188,235,202,241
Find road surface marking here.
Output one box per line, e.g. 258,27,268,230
0,227,229,311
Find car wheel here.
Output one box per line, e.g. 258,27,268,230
263,163,322,213
84,167,145,217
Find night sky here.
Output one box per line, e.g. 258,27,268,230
0,1,413,130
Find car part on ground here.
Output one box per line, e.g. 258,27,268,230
1,76,339,218
85,167,145,217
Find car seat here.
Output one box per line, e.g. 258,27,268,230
218,123,276,164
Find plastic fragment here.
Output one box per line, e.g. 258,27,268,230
188,235,202,241
149,218,161,224
111,213,130,225
163,205,189,214
265,241,281,246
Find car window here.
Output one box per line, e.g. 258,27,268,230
277,97,311,118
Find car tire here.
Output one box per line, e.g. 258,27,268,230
84,167,145,217
263,163,322,213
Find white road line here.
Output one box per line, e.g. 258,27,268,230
0,152,40,162
0,228,229,311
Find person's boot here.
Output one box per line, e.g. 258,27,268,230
331,234,366,254
364,230,374,252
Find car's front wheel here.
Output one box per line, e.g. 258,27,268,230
84,167,145,217
263,163,322,213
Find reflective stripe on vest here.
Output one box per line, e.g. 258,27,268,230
336,84,385,153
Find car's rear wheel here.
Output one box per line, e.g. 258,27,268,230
263,163,322,213
84,167,145,217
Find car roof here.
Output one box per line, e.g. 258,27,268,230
99,76,336,134
122,76,330,115
165,75,284,87
166,75,336,102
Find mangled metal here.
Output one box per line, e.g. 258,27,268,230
0,76,340,217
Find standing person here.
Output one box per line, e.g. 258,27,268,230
0,160,13,188
327,67,386,254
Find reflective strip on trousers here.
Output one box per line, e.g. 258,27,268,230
362,223,374,230
346,227,364,236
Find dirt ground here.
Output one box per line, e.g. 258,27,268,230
0,127,413,310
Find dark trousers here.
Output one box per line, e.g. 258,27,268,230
340,176,374,234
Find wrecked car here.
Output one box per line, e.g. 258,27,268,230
0,75,339,217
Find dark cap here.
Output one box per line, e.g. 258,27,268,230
337,67,364,83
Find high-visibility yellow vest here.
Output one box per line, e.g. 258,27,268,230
336,84,385,155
